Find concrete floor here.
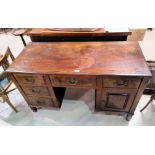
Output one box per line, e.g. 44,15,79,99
0,29,155,126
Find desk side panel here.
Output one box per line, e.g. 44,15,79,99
9,73,31,107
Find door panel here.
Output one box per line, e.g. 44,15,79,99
100,88,137,112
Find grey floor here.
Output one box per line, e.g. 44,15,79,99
0,29,155,126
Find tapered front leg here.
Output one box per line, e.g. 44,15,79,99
30,106,37,112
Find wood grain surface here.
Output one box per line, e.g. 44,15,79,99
7,42,151,77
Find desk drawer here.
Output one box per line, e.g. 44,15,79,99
103,77,141,88
22,86,50,96
50,76,96,87
28,97,54,107
14,74,45,86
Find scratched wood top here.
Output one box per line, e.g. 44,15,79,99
27,28,131,37
7,41,151,76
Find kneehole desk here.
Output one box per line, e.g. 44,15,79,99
6,41,151,120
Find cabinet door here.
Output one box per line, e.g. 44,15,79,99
100,88,137,112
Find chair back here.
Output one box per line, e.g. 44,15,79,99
144,61,155,94
147,61,155,88
0,47,15,84
0,47,15,71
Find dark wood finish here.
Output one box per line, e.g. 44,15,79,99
6,42,151,120
11,73,61,110
43,75,60,108
95,76,103,111
27,28,131,42
22,86,50,96
14,74,45,86
27,28,131,37
103,77,141,88
7,42,151,76
50,75,96,88
30,36,128,42
100,88,137,112
9,73,35,110
28,96,54,107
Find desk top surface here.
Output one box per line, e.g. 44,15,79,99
7,41,151,76
27,28,132,37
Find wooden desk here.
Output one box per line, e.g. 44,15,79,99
27,28,132,42
6,41,151,120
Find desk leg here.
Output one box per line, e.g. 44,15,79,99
95,76,103,111
30,106,37,112
125,113,134,121
20,35,26,46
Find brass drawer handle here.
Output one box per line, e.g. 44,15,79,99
31,89,40,94
67,78,79,85
25,77,35,83
117,80,128,86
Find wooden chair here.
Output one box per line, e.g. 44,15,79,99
140,61,155,112
140,90,155,112
0,47,18,112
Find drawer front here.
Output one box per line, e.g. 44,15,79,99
50,76,96,87
14,74,45,86
28,97,54,107
103,77,141,88
100,88,137,112
22,86,50,96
